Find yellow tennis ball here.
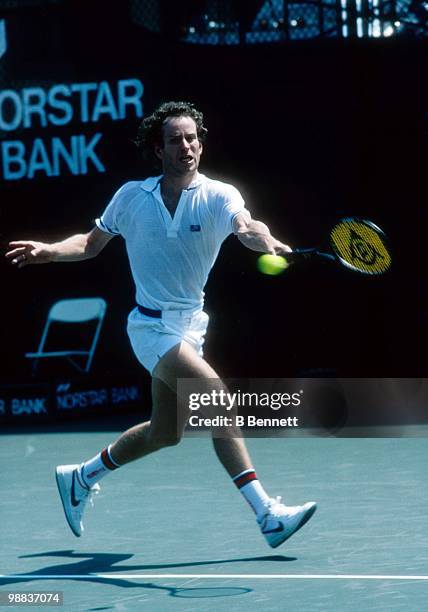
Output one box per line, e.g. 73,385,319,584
257,254,289,276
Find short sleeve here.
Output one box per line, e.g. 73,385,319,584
214,183,251,242
95,182,137,236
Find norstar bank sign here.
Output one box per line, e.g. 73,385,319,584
0,78,144,180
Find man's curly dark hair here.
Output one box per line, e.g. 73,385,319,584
135,101,208,168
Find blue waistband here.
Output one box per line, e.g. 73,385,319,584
137,304,162,318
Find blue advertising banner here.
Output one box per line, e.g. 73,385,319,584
0,377,146,424
1,78,144,179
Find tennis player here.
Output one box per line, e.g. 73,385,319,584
6,101,316,548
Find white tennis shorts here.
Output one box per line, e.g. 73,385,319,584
127,307,209,374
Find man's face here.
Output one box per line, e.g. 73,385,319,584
155,115,203,177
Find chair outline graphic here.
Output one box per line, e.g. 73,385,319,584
25,297,107,375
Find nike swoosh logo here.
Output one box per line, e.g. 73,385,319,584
71,471,81,507
261,522,284,534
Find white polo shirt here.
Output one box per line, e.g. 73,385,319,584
95,173,250,311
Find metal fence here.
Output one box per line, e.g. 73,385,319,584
129,0,428,43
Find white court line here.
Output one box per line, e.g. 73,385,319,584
0,574,427,581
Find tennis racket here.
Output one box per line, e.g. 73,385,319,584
285,217,391,275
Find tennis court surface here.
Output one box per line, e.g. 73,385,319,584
1,431,427,611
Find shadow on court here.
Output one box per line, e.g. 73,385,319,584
0,551,297,603
19,549,296,573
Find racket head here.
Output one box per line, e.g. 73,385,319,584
329,217,391,275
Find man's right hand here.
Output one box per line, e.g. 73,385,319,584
5,241,54,269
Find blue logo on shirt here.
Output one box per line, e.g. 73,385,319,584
190,225,201,232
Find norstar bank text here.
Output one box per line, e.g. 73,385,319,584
0,80,143,130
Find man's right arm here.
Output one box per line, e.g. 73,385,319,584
5,227,114,269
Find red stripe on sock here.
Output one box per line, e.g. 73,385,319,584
234,471,257,489
101,448,118,471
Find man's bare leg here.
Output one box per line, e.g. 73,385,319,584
109,376,190,465
80,340,252,476
152,340,254,476
106,341,252,475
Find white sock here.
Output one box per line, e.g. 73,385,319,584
79,445,120,488
233,469,271,518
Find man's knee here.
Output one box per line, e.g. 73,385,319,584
147,431,182,450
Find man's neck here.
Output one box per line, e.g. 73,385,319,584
160,172,199,215
161,171,199,195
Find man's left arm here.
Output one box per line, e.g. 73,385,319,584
232,213,292,255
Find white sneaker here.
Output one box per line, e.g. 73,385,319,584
258,497,317,548
55,464,100,537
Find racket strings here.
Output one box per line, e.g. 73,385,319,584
330,219,391,275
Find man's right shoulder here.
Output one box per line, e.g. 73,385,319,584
112,180,148,204
116,180,143,195
116,176,161,196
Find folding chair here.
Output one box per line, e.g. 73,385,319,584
25,297,107,375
